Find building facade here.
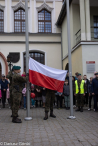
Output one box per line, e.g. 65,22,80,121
0,0,62,78
56,0,98,79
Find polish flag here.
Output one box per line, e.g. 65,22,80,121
29,57,67,92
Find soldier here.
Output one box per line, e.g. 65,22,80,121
44,89,56,120
6,68,14,117
12,66,28,123
74,73,86,112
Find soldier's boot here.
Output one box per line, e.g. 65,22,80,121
50,110,56,118
80,107,83,112
12,117,22,123
43,112,48,120
75,107,80,111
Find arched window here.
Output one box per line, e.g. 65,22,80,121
38,9,51,33
0,10,4,32
24,52,45,72
14,8,25,32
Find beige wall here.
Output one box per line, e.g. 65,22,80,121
73,4,80,46
62,4,74,58
63,45,83,76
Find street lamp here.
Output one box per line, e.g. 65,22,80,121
7,55,13,71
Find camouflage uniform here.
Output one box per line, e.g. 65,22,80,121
45,89,55,112
12,72,27,117
6,71,13,110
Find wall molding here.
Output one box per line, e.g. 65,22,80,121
36,2,53,12
0,4,5,11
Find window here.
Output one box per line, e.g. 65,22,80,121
24,52,45,72
38,9,51,33
0,10,4,32
14,8,25,32
94,16,98,39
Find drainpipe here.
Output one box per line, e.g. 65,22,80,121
61,27,63,70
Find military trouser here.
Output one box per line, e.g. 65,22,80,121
12,92,22,117
45,90,55,112
76,94,84,107
10,90,13,110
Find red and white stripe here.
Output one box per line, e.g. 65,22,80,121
29,58,67,92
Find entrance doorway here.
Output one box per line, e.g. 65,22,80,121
24,52,45,72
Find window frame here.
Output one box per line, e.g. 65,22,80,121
24,52,45,73
38,9,52,33
93,16,98,39
0,9,4,32
14,8,25,33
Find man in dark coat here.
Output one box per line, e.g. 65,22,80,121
0,74,9,108
92,72,98,112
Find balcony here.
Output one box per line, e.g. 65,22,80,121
75,27,98,45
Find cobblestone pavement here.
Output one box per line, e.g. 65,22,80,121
0,106,98,146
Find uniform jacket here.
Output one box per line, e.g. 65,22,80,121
12,72,28,93
91,78,98,95
63,84,70,96
6,71,13,91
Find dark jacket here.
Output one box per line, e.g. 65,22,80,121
0,79,9,91
63,84,70,96
83,79,90,93
88,82,92,96
41,88,46,96
92,78,98,95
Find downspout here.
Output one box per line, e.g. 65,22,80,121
61,27,63,70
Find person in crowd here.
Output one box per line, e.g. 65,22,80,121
88,77,93,111
11,66,28,123
66,71,69,83
72,76,76,107
44,89,56,120
31,85,35,107
0,84,2,109
83,75,90,106
92,72,98,112
22,84,26,109
21,72,26,77
0,74,9,108
41,87,46,108
56,91,62,109
75,72,79,80
35,85,42,107
6,86,10,108
63,79,70,110
74,73,86,112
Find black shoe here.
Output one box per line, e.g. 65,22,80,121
43,112,48,120
50,111,56,118
75,107,80,111
80,107,83,112
12,117,22,123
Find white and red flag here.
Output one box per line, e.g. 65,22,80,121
29,57,67,92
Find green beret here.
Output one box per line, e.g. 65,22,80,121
77,73,81,76
13,66,21,70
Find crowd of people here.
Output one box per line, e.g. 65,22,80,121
0,68,98,123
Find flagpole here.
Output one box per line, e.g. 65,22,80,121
24,0,32,121
66,0,76,119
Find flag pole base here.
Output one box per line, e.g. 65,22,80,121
24,117,32,121
67,116,76,119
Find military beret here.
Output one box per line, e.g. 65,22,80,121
95,72,98,75
13,66,21,70
77,73,81,76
